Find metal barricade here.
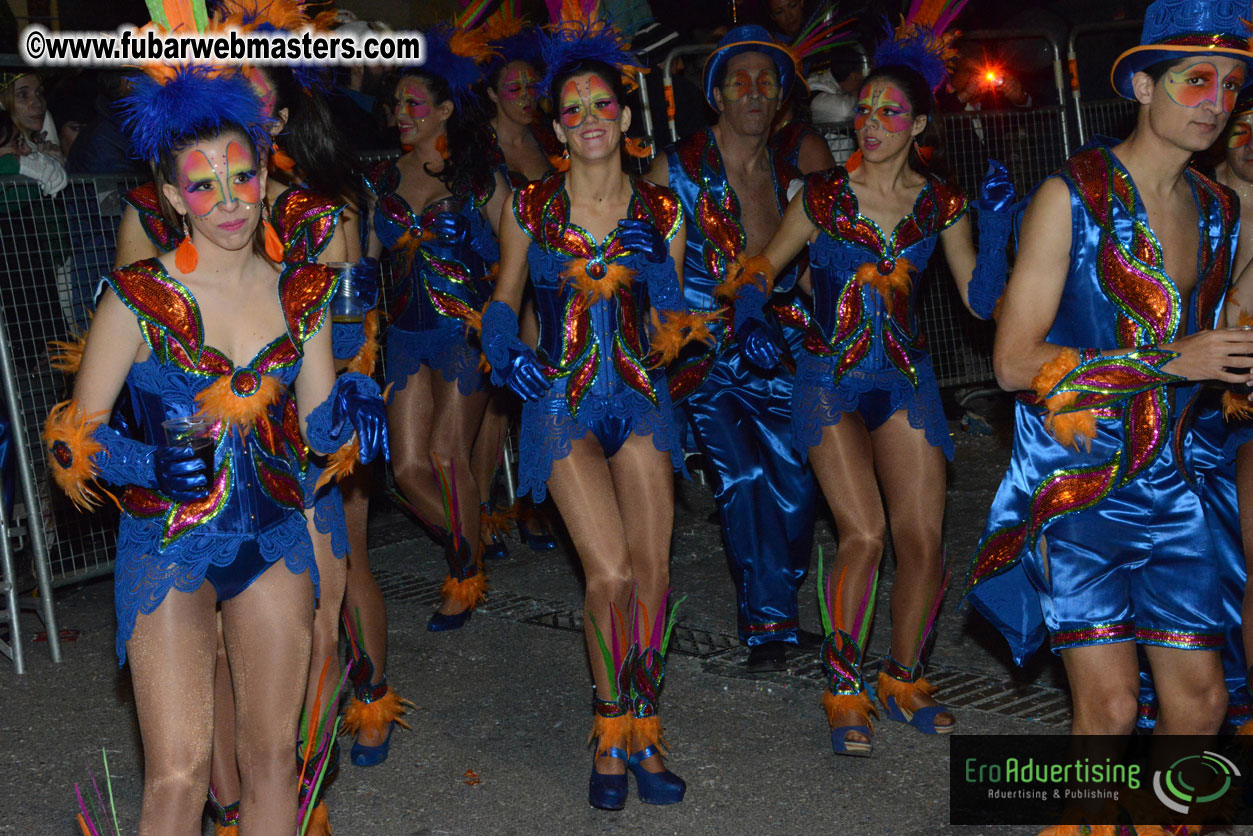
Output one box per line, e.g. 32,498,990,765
1067,21,1142,145
1,175,141,597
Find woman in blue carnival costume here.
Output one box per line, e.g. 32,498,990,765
101,3,399,827
479,0,706,810
746,0,1017,757
478,1,565,557
365,14,513,632
965,4,1253,831
43,1,386,831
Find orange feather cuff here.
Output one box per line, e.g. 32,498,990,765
715,254,777,302
1031,348,1097,452
44,400,117,512
647,308,721,367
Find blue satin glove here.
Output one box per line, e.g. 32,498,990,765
480,300,553,402
350,257,380,310
617,218,667,264
978,160,1016,213
154,445,209,502
737,316,783,371
331,375,389,464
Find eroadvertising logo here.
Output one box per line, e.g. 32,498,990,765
950,736,1250,827
1152,751,1241,816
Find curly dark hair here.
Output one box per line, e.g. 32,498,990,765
262,67,367,212
393,69,496,201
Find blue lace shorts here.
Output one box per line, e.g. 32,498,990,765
791,353,954,460
517,377,686,502
384,323,485,395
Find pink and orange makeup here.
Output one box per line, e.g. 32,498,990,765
1229,112,1253,149
396,78,434,123
721,68,780,102
179,140,261,218
558,75,620,130
1163,60,1245,113
499,65,537,104
853,84,914,134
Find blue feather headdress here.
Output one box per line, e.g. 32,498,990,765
218,0,335,94
415,22,495,105
120,0,271,163
538,0,640,101
120,65,271,163
871,0,968,92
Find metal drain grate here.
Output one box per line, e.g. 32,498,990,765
374,569,1071,726
523,610,740,659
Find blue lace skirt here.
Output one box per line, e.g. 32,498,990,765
112,510,317,664
518,377,686,502
791,352,953,460
306,462,348,563
384,323,485,395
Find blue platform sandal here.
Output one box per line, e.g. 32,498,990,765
627,745,686,804
877,657,954,735
589,700,632,811
589,747,629,811
819,629,877,757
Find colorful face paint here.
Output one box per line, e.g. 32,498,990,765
396,78,433,122
1230,113,1253,148
1163,60,1244,113
558,75,621,129
500,64,537,103
247,68,276,118
721,68,781,102
180,140,261,218
853,84,914,133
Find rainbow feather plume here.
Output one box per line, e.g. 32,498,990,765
144,0,208,35
872,0,968,91
537,0,640,99
910,557,950,665
790,4,857,68
74,748,122,836
816,546,878,644
429,454,461,537
297,656,351,836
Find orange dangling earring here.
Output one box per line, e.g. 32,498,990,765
550,143,571,173
435,134,450,161
175,215,198,273
262,201,283,262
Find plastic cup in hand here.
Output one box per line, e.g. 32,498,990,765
328,262,364,324
161,415,216,476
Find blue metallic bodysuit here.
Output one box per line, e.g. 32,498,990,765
511,173,686,501
105,258,337,662
788,167,969,460
664,127,817,646
966,141,1237,663
366,160,499,395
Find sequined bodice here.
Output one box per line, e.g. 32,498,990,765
107,258,334,544
366,161,498,332
799,169,968,374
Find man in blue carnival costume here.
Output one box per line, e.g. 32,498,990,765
645,24,821,672
967,4,1253,830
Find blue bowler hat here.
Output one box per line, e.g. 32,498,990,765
1110,0,1253,99
702,24,797,109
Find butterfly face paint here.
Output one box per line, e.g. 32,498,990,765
1229,112,1253,148
180,140,261,218
396,78,433,122
558,74,620,129
500,64,537,103
721,68,780,101
853,84,914,134
1163,60,1244,113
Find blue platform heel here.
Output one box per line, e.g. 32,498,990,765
627,746,686,804
427,531,486,632
342,612,413,766
589,697,632,811
877,656,954,735
480,502,509,560
820,629,876,757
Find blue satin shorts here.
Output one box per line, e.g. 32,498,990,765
1021,455,1223,653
